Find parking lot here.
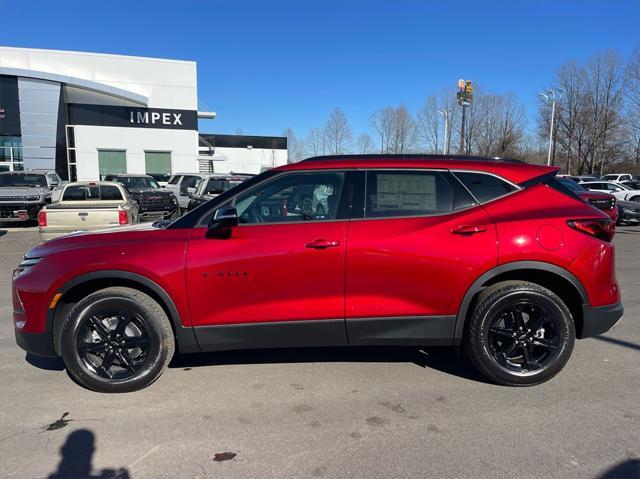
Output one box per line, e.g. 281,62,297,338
0,225,638,479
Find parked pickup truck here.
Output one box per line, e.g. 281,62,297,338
186,174,252,211
38,182,139,242
103,174,179,220
0,171,63,223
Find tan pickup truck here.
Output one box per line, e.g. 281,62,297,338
38,182,139,242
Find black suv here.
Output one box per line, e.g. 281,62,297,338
104,174,178,220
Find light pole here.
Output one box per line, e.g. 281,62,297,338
439,109,451,155
539,90,562,166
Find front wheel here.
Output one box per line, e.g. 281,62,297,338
464,281,575,386
59,287,175,393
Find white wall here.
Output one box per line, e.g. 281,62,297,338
0,47,197,109
201,148,288,175
75,126,198,180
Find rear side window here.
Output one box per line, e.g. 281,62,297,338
454,172,518,203
365,171,457,218
168,175,181,185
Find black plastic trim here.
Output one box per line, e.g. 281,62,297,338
346,315,456,346
453,261,589,344
48,270,199,355
579,302,624,339
194,319,348,352
15,330,57,358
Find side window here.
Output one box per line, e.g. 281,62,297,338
454,172,518,203
181,176,200,188
231,171,345,224
168,175,181,185
365,170,454,218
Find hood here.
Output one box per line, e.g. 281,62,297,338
26,222,161,258
0,187,48,198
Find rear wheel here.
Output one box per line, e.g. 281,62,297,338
464,281,575,386
59,287,174,393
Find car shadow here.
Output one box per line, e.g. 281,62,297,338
596,459,640,478
46,429,131,479
169,346,492,384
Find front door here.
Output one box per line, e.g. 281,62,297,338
186,170,353,350
345,169,498,345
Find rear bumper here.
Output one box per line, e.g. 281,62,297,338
15,329,56,357
579,302,624,339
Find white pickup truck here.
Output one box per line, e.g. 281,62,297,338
38,182,139,242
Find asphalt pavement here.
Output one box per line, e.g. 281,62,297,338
0,224,638,479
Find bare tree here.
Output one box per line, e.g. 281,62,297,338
388,104,417,154
356,133,375,154
304,128,326,158
324,108,352,155
369,107,395,153
416,95,440,153
625,48,640,164
284,128,303,163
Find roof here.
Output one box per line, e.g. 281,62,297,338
105,174,153,178
280,154,558,184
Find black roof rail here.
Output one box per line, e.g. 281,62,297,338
300,154,524,164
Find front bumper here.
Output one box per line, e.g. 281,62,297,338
579,302,624,339
15,329,57,357
0,203,41,221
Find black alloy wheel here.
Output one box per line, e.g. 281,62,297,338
464,281,575,386
77,312,150,380
486,301,561,375
60,287,174,393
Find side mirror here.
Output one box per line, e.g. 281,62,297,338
187,187,196,195
179,184,189,196
206,206,238,239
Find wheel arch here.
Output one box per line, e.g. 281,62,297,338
48,270,199,355
454,261,588,344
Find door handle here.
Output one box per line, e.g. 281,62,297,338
305,239,341,249
451,225,487,235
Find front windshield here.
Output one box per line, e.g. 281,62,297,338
0,173,47,188
118,177,159,189
558,178,586,192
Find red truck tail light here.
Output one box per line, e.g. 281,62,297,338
118,210,129,225
567,219,615,242
38,210,47,227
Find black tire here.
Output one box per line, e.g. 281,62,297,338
463,281,575,387
59,287,175,393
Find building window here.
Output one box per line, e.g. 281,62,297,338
98,149,127,180
0,135,23,172
144,151,171,183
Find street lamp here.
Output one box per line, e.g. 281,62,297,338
439,109,451,155
539,90,562,166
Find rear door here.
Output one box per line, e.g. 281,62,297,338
345,169,497,346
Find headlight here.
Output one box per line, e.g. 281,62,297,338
25,195,41,201
13,257,42,278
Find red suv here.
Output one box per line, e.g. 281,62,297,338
13,156,624,392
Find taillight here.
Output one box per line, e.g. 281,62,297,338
38,210,47,227
118,210,128,225
567,219,615,242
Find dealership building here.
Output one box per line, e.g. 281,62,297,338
0,46,287,181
